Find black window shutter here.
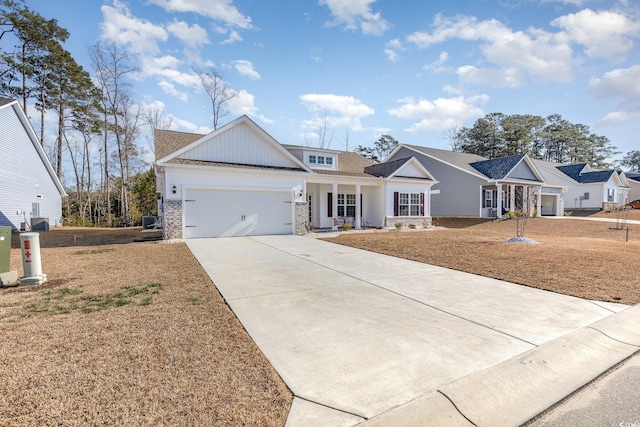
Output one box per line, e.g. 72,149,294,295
420,193,425,216
393,192,399,216
360,193,363,217
328,192,332,217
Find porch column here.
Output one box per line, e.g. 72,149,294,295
332,183,338,231
425,186,431,217
355,184,362,229
536,186,542,216
496,183,503,218
509,185,515,212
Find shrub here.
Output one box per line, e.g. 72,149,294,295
341,222,352,231
394,222,403,230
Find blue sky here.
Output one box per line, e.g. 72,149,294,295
26,0,640,164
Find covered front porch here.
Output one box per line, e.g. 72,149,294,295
480,182,545,219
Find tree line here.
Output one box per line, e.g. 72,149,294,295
448,113,621,169
1,0,160,226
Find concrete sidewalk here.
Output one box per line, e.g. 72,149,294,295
186,235,640,426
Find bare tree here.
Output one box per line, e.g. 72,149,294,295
193,67,237,129
142,102,173,153
305,111,334,148
91,42,140,226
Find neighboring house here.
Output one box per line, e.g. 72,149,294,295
625,173,640,202
154,115,436,239
386,145,563,218
0,98,65,230
533,160,630,211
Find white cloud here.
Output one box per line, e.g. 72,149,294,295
233,60,260,80
148,0,252,29
423,51,449,72
100,1,168,55
551,9,640,59
221,29,243,44
300,94,374,118
388,95,488,133
406,14,574,87
158,81,188,102
227,90,272,123
384,38,404,62
167,20,209,49
300,93,375,133
589,64,640,103
319,0,390,36
596,111,640,126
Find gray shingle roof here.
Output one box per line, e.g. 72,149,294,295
166,158,306,172
556,163,615,184
364,157,412,178
627,173,640,182
470,154,526,179
401,144,487,176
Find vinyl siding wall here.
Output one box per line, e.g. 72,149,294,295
0,105,62,229
390,147,485,217
178,123,298,169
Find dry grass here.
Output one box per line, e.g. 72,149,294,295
1,227,291,426
328,216,640,305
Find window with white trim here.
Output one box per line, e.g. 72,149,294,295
607,188,615,202
318,156,325,164
399,193,420,216
309,155,316,164
337,193,356,217
483,190,498,208
326,157,333,165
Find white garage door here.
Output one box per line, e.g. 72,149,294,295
184,188,293,238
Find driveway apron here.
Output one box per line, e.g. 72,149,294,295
186,235,639,426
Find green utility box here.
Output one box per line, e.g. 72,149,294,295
0,226,11,273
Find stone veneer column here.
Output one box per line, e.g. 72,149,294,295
163,199,183,240
295,201,308,235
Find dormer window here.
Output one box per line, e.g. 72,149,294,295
318,156,325,164
326,157,333,165
309,155,316,164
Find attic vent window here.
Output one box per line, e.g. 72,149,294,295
36,194,43,199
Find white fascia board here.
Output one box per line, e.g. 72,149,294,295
387,156,438,182
157,160,312,178
9,101,67,197
306,174,382,186
156,115,313,173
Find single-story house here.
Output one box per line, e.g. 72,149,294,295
0,98,66,230
386,145,564,218
533,160,630,211
154,115,437,239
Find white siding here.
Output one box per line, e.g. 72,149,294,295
385,181,433,218
164,166,305,202
396,162,425,178
629,180,640,201
0,104,62,229
178,122,299,168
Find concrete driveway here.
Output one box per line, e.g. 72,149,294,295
186,235,640,426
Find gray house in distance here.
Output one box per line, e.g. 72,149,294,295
0,98,66,230
386,145,565,218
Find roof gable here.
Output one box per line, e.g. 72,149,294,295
364,157,434,180
391,144,490,179
557,163,616,184
156,115,310,172
470,154,524,179
0,99,66,196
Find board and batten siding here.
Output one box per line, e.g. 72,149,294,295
0,104,62,230
178,122,298,169
390,147,485,217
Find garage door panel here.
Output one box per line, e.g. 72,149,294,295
184,189,293,238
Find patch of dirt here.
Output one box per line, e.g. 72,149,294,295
1,227,291,426
328,217,640,305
